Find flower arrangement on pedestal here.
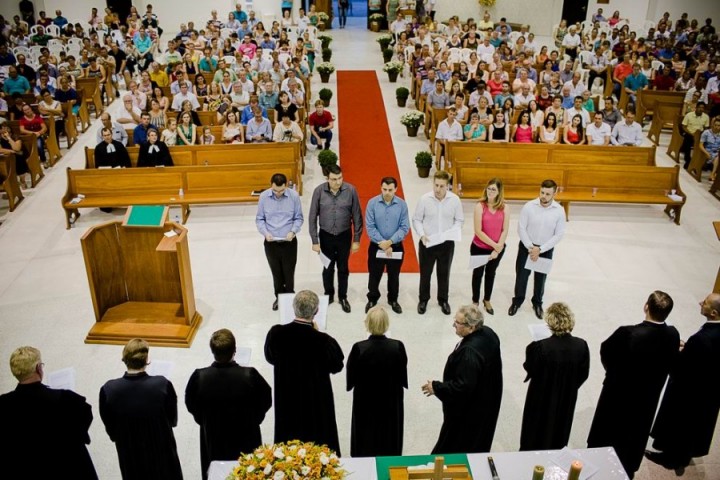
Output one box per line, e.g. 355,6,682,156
227,441,347,480
479,0,496,6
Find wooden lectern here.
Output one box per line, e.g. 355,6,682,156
81,209,202,347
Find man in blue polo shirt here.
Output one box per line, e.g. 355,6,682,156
623,63,649,107
3,66,31,95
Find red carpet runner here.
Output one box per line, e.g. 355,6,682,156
337,70,420,273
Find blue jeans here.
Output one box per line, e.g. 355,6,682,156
311,129,333,149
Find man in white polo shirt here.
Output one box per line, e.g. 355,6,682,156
435,107,463,169
586,111,611,146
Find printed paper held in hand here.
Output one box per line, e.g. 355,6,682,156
278,293,329,331
318,252,332,268
375,250,403,260
524,256,553,274
426,226,463,247
46,367,76,391
468,255,490,270
272,237,288,242
147,360,175,379
528,323,553,341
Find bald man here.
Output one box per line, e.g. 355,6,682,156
646,293,720,471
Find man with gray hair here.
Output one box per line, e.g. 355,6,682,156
264,290,345,454
0,346,98,478
422,304,503,454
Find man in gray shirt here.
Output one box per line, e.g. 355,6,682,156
96,113,128,146
308,164,363,313
427,80,450,109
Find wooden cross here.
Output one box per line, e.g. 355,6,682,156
407,456,470,480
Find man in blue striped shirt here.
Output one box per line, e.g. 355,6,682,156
256,173,304,311
365,177,410,314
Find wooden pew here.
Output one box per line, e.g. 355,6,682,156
687,131,711,182
62,162,299,229
76,88,92,132
76,78,103,119
0,154,24,212
452,162,686,225
60,102,79,148
5,123,46,187
666,114,687,163
636,90,685,123
648,101,683,145
84,142,303,192
42,115,62,165
446,142,657,172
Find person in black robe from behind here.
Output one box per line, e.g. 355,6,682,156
0,346,98,479
99,338,183,480
520,302,590,451
587,290,680,479
347,306,408,457
646,293,720,470
94,127,131,168
137,128,173,167
185,328,272,480
422,304,503,454
265,290,345,454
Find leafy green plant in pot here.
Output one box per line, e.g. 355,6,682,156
318,88,333,107
316,62,335,83
415,151,433,178
396,87,410,107
382,47,394,63
376,33,393,51
318,35,333,50
318,149,338,176
321,47,332,62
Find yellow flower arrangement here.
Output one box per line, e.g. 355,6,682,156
479,0,496,6
227,441,347,480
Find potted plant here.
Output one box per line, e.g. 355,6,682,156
382,47,394,63
369,13,384,32
322,47,332,62
318,149,338,176
317,12,330,31
396,87,410,107
376,33,393,51
316,62,336,83
318,35,333,50
415,151,433,178
319,88,333,107
400,111,424,137
382,61,403,83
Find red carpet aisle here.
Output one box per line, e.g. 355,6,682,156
336,70,420,273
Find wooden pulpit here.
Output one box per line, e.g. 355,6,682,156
81,211,202,347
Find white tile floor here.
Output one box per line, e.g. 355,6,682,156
1,19,720,479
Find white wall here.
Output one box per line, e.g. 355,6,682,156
646,0,720,27
435,0,565,37
584,0,651,29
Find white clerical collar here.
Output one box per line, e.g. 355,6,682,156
148,144,160,153
106,143,115,153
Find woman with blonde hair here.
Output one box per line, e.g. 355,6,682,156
346,306,408,457
520,302,590,451
470,178,510,313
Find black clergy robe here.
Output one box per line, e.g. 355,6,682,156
520,334,590,451
587,321,680,477
651,322,720,461
265,321,344,454
99,372,183,480
431,326,503,454
0,382,98,479
94,140,131,168
137,140,174,167
346,335,408,457
185,361,272,480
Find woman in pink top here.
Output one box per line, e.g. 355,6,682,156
471,178,510,314
512,111,536,143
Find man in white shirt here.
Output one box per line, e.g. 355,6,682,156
171,83,200,111
468,81,493,110
563,71,586,98
389,17,406,36
586,112,612,146
435,107,463,169
611,109,644,146
477,37,495,58
412,170,464,316
561,25,581,61
514,84,535,109
564,96,590,127
509,179,566,319
116,95,142,128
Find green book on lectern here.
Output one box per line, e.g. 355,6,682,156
123,205,168,227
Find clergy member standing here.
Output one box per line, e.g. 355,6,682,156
185,329,272,480
347,306,408,457
587,291,680,479
519,302,590,451
264,290,345,454
412,170,464,316
646,293,720,470
422,304,502,454
99,338,183,480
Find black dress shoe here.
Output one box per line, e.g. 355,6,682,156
644,450,690,470
508,303,519,316
340,298,351,313
327,296,334,305
417,301,427,314
533,304,544,319
365,300,377,313
390,301,403,314
272,299,278,311
439,302,451,315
